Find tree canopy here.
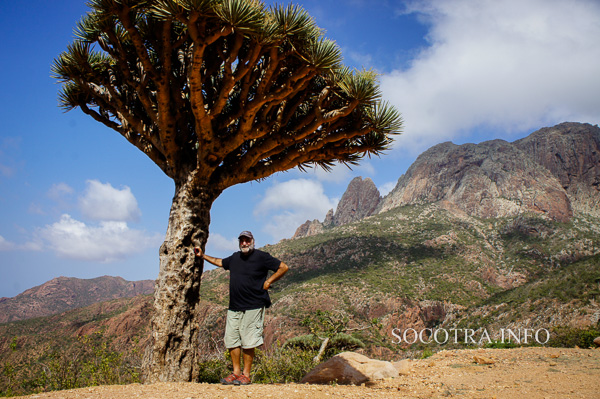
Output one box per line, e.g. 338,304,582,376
52,0,403,189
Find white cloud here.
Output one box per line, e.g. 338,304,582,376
0,235,42,252
0,235,16,251
206,233,239,254
378,181,397,197
254,179,338,240
38,214,161,262
383,0,600,153
79,180,141,222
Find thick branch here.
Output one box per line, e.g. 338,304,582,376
210,33,244,116
218,67,317,158
119,7,159,82
188,21,233,171
154,19,180,169
235,96,359,172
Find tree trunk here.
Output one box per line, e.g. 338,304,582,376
143,180,219,382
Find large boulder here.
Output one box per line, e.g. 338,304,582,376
300,352,398,385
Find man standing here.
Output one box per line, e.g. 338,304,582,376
194,231,289,385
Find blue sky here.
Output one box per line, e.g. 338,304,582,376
1,0,599,298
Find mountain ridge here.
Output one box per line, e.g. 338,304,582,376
293,122,599,239
0,275,154,323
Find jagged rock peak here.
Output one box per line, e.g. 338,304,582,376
292,219,324,239
292,177,381,239
332,177,381,226
377,136,573,221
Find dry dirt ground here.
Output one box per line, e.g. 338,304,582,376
17,347,600,399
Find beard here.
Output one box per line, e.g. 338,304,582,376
240,241,255,254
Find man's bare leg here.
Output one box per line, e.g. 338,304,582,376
229,347,242,376
242,348,255,377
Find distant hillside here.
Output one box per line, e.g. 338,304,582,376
0,276,154,323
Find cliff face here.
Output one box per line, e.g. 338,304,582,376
292,219,324,239
378,122,600,222
514,122,600,217
330,177,381,226
293,122,599,239
378,139,573,221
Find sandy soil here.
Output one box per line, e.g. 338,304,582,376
17,347,600,399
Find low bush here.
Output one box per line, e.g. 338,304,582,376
0,331,140,397
196,345,318,384
546,326,600,348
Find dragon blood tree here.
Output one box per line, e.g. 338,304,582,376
52,0,403,382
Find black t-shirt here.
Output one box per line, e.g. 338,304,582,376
222,249,281,311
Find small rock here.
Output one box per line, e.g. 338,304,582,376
393,359,412,376
593,337,600,347
473,356,495,365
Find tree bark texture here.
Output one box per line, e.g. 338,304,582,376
143,180,218,382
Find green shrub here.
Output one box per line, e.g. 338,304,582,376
485,340,519,349
253,346,317,384
197,357,230,383
547,326,600,348
196,345,317,384
0,331,140,397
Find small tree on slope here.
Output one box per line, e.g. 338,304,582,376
52,0,403,382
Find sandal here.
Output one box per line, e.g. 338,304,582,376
220,373,240,385
234,374,252,385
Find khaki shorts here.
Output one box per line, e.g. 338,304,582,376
224,308,265,349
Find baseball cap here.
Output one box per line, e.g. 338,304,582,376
238,231,254,240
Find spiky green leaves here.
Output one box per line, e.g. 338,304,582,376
151,0,265,31
53,0,403,183
300,38,342,70
216,0,264,33
51,42,111,81
366,101,403,135
57,82,92,111
151,0,220,18
352,102,403,156
265,4,321,42
338,69,381,104
51,41,113,110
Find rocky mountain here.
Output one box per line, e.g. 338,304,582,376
0,276,154,323
329,177,382,226
379,122,599,222
294,177,382,238
296,122,599,240
261,121,600,355
378,139,572,221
